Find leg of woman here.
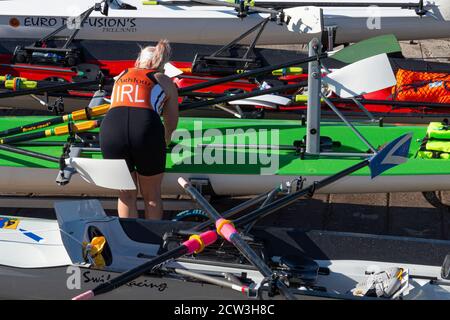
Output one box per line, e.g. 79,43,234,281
118,172,139,218
137,173,164,220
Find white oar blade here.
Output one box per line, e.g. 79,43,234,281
248,94,292,106
284,6,323,35
164,62,184,78
369,133,412,179
229,99,278,109
67,158,136,190
323,54,397,98
229,94,291,108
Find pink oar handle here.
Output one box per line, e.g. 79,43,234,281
72,290,94,300
216,218,237,242
183,230,218,254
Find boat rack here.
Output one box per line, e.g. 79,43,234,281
12,1,109,67
191,17,271,75
305,38,379,159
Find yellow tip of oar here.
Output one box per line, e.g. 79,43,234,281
0,76,28,82
5,79,37,90
294,95,324,103
272,67,303,76
142,1,158,5
71,103,110,121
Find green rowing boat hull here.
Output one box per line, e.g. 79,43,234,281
0,116,448,196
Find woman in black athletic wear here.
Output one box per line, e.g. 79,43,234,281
100,40,179,219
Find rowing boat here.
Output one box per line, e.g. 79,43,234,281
1,199,449,300
3,34,450,119
1,0,449,46
3,57,450,119
0,116,448,197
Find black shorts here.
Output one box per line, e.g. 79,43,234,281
100,107,166,176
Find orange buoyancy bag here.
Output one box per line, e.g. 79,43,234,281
392,69,450,104
110,68,157,109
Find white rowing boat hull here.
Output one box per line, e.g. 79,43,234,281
0,166,449,197
0,0,449,45
1,206,450,300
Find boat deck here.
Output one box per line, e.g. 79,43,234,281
0,116,444,177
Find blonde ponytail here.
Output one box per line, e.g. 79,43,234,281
135,39,171,71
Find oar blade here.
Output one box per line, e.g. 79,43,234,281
331,34,402,64
284,6,323,35
323,53,396,98
229,99,278,109
228,94,291,108
67,158,136,190
164,62,184,78
369,133,413,179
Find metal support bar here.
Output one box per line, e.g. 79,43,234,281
202,56,255,62
208,18,270,59
322,65,377,123
56,147,81,185
38,6,93,43
318,152,373,158
349,98,378,123
242,18,270,64
306,38,322,155
214,105,244,118
324,25,337,51
321,94,377,154
63,7,96,49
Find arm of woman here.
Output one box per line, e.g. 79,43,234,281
155,73,179,146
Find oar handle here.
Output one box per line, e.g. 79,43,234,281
0,79,99,99
72,230,217,300
178,177,296,300
183,230,218,254
53,120,101,136
0,104,109,138
180,81,307,110
0,117,63,138
70,104,110,121
0,119,102,144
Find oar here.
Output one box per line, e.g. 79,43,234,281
180,81,307,110
0,104,109,138
178,34,400,94
229,94,292,106
328,34,402,65
0,143,135,190
181,133,413,235
328,97,450,110
0,119,102,145
72,230,218,300
144,0,280,15
178,133,412,298
143,0,418,6
234,133,413,227
323,54,397,98
0,79,100,99
179,56,323,94
177,178,297,300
